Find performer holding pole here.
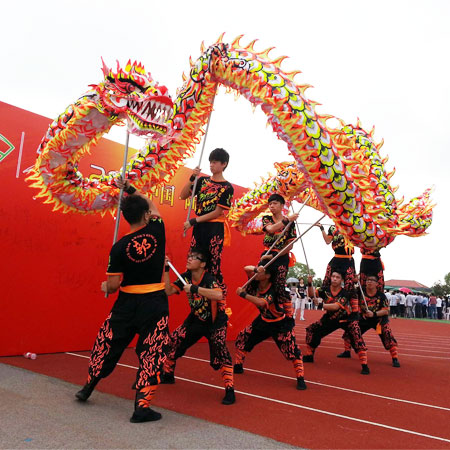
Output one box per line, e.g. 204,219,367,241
181,148,233,302
258,194,299,320
161,249,235,405
233,260,307,391
337,275,400,368
316,223,356,292
76,179,170,423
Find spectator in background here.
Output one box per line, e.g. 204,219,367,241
415,293,423,318
421,295,429,318
436,296,443,320
397,291,406,318
405,292,415,318
429,295,437,319
387,290,397,318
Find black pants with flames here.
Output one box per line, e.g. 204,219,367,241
87,290,170,389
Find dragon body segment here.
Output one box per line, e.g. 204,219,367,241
28,37,433,250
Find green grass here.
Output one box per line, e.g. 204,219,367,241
396,317,450,324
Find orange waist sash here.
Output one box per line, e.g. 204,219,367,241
208,216,231,247
120,282,165,294
333,254,353,259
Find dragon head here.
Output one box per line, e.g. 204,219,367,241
92,59,173,140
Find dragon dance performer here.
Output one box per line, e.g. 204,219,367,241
260,194,299,319
162,247,235,405
360,249,385,292
303,271,370,375
76,179,170,423
182,148,233,301
337,275,400,367
234,261,307,390
316,223,356,292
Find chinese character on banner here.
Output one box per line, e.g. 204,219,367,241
184,196,197,210
161,185,175,207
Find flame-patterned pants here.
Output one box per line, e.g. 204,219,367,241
306,315,367,355
191,222,227,298
235,315,302,361
343,318,397,352
165,311,232,372
323,256,356,291
263,252,292,316
87,291,170,390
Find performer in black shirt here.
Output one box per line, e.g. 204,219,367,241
162,247,235,405
260,194,298,319
181,148,233,302
316,224,356,291
337,275,400,367
304,271,370,374
75,179,170,423
234,261,307,390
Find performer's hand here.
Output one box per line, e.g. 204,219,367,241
116,177,130,191
236,287,245,296
192,166,201,178
287,212,299,222
364,310,374,318
183,221,191,233
183,284,192,293
101,281,108,293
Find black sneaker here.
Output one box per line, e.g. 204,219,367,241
392,358,401,368
296,377,307,390
360,364,370,375
233,364,244,374
130,408,162,423
222,387,236,405
75,379,99,402
303,354,314,363
160,372,175,384
337,351,351,358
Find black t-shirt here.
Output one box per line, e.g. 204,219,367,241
262,215,296,251
106,217,165,287
247,281,285,322
317,287,356,320
194,177,234,216
328,226,353,256
174,271,222,321
361,290,389,324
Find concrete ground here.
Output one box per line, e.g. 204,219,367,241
0,363,300,449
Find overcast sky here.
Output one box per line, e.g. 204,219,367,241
2,0,449,287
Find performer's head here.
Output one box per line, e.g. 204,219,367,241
121,195,150,225
209,148,230,172
186,246,208,271
365,275,378,293
254,260,276,282
330,270,344,288
268,194,285,215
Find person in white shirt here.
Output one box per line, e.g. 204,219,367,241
405,293,415,318
436,296,443,320
397,292,406,318
387,291,398,318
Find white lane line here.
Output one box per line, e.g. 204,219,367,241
65,352,450,444
180,355,450,412
261,340,450,359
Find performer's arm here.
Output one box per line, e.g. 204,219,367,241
264,212,298,234
316,223,332,244
180,167,201,200
323,302,341,312
101,275,121,294
183,284,223,301
163,256,183,296
236,287,268,310
183,206,225,232
117,177,160,217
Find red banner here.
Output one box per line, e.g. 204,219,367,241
0,101,261,356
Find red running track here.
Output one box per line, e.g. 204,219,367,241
3,311,450,449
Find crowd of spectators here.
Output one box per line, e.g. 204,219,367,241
385,291,450,320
